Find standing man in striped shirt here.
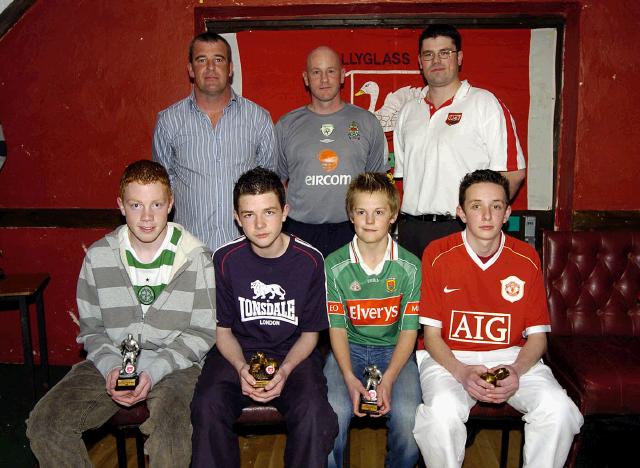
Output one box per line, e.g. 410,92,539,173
153,32,276,251
393,24,526,258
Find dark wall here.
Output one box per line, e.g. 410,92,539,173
0,0,638,365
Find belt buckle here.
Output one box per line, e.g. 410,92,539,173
431,214,438,222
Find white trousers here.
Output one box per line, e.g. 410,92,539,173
413,347,583,468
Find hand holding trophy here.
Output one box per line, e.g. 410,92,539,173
359,364,383,414
248,351,280,388
115,334,141,391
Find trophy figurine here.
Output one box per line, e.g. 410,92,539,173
480,367,511,386
248,352,279,388
359,364,383,414
115,334,141,390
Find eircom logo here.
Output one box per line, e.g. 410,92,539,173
448,310,511,345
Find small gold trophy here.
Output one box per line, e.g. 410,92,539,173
480,367,511,386
115,334,140,391
359,364,383,414
248,352,279,388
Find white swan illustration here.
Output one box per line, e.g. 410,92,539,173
355,81,424,132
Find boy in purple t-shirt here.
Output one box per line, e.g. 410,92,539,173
191,167,338,468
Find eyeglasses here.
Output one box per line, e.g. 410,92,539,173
421,49,458,61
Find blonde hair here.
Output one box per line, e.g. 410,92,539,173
346,172,399,215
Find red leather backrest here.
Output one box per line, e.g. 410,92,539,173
543,231,640,336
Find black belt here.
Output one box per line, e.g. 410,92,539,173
401,213,455,222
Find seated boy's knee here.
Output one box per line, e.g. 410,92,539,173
191,392,217,419
540,388,582,423
27,396,60,440
330,402,353,424
389,401,419,428
414,397,466,433
191,390,237,428
429,392,466,418
154,384,192,412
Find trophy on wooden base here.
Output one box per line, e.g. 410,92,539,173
359,364,383,414
115,334,140,391
248,352,279,388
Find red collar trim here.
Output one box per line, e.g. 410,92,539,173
424,95,455,113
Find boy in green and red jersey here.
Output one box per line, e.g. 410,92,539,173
323,172,421,468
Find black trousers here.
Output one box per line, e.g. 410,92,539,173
397,214,463,259
191,347,338,468
285,218,354,258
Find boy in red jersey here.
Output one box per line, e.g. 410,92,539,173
413,170,582,468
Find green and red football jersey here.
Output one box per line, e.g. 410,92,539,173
325,235,421,346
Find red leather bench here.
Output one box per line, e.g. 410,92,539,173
543,230,640,464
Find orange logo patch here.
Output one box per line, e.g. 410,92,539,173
318,149,339,172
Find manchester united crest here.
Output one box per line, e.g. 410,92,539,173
500,276,525,303
445,113,462,126
348,121,360,140
386,278,397,292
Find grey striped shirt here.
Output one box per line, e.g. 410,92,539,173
153,91,276,251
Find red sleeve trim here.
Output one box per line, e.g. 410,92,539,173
499,99,519,171
219,243,246,276
328,302,344,315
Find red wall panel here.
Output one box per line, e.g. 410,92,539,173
0,0,638,364
572,0,639,209
0,1,195,208
0,228,108,364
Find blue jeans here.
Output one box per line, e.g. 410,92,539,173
324,343,421,468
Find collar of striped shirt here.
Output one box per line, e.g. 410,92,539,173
187,88,239,114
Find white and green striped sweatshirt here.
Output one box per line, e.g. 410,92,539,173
76,222,216,386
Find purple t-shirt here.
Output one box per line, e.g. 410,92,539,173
214,235,329,358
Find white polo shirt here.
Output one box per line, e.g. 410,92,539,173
393,80,525,216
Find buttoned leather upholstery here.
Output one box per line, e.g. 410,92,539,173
543,231,640,415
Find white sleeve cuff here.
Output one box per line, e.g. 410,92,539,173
419,317,442,328
523,325,551,337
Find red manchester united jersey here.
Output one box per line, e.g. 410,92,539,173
419,231,550,351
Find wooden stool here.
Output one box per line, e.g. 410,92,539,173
108,402,150,468
0,272,50,398
107,402,285,467
468,402,524,468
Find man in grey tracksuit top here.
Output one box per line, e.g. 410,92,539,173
27,160,216,468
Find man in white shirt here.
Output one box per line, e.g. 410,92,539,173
393,24,526,258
